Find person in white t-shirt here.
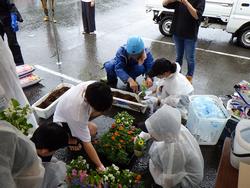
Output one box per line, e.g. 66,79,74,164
81,0,96,34
53,81,113,171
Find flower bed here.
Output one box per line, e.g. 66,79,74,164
67,156,143,187
95,111,141,166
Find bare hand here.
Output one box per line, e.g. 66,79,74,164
145,77,153,88
96,164,105,172
90,1,95,7
128,78,138,93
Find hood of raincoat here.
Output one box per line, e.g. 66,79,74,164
145,105,181,142
146,106,204,188
0,120,45,188
160,63,194,96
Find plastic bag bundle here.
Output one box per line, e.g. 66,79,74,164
192,96,226,119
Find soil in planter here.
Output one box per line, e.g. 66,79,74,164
112,91,138,103
37,86,70,109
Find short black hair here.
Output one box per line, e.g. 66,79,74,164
31,123,68,151
85,81,113,112
148,58,177,78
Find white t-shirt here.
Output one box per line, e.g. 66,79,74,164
81,0,92,2
53,81,95,142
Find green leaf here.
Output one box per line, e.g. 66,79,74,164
11,98,20,108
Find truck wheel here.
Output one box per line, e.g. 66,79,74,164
159,16,173,37
237,27,250,49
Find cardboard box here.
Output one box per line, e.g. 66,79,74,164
238,162,250,188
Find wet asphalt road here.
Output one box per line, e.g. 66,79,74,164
7,0,250,187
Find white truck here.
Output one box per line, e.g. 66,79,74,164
145,0,250,48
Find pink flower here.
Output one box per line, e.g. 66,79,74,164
72,169,78,176
79,170,88,182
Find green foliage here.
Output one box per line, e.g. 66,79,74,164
96,111,141,165
66,158,144,187
66,156,89,177
0,98,33,135
134,137,145,151
114,111,135,127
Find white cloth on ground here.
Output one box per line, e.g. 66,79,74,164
0,120,45,188
145,105,204,188
53,81,95,142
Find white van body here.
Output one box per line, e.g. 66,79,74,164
145,0,250,48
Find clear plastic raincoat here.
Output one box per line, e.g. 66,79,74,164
0,38,38,128
145,105,204,188
0,120,45,188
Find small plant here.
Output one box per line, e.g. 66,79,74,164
114,111,135,127
96,111,141,165
0,98,33,136
134,137,145,151
134,137,145,157
139,81,147,99
66,156,143,187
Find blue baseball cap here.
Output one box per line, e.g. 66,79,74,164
126,36,144,55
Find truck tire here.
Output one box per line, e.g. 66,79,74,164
237,27,250,49
159,16,173,37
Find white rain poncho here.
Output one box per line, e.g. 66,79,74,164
42,157,67,188
0,38,38,128
0,120,45,188
158,63,193,106
146,105,204,188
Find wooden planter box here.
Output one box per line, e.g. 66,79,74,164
32,83,74,119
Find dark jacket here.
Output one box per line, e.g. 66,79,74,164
164,0,205,39
0,0,23,23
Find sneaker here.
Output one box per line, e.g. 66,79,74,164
52,18,57,23
186,75,193,84
89,31,96,35
43,16,49,22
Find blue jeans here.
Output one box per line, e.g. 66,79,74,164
173,35,196,77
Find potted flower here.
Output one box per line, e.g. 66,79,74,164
66,156,92,187
0,98,33,136
134,137,145,157
66,156,144,187
95,111,141,165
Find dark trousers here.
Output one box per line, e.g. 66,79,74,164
0,19,24,66
81,1,95,33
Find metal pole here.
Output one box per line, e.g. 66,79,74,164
48,0,62,65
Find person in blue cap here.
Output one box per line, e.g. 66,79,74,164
103,36,154,93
